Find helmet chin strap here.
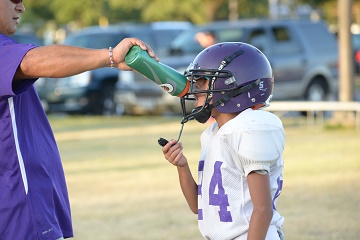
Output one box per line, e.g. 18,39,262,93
191,79,260,124
211,79,261,108
192,102,212,123
180,94,212,124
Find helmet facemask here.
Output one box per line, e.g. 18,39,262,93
180,67,234,124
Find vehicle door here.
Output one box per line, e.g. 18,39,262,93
271,25,306,99
249,25,306,100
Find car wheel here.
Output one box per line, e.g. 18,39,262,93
302,78,328,116
305,78,328,101
101,84,116,116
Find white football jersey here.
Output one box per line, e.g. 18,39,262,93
197,109,285,240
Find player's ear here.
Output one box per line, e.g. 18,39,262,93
251,103,265,110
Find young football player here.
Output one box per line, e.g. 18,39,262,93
161,42,285,240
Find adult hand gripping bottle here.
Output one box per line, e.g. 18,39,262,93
125,46,189,97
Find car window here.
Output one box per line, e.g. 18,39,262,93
297,23,337,52
152,29,184,49
215,28,244,42
129,31,154,45
272,27,291,42
124,29,185,57
128,31,156,50
271,26,302,55
170,27,245,55
248,29,269,54
170,29,204,55
129,30,172,57
64,33,125,49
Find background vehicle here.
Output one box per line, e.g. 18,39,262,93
117,18,339,115
37,22,192,115
352,34,360,101
11,31,44,46
169,18,339,102
352,34,360,75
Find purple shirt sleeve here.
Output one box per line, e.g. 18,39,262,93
0,34,38,97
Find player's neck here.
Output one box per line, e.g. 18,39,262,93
213,110,238,128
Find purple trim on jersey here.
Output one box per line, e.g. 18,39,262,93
0,35,73,239
198,160,204,196
272,177,283,210
198,209,203,220
198,160,204,220
198,160,205,171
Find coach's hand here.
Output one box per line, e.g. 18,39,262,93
113,38,159,71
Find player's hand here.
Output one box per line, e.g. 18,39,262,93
112,37,159,71
162,140,188,167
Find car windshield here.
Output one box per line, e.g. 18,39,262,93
127,28,185,57
170,29,204,55
64,33,125,49
170,26,246,55
152,29,187,49
11,33,43,46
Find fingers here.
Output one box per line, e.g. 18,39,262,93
162,140,183,166
161,139,177,152
162,140,179,157
173,152,185,166
113,37,159,71
124,37,159,62
143,42,160,62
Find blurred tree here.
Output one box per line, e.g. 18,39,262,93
22,0,53,21
19,0,54,33
237,0,269,19
109,0,268,23
50,0,104,27
19,0,359,35
297,0,360,27
109,0,220,23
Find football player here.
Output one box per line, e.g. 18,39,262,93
161,42,285,240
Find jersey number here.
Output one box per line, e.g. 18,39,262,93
199,161,233,222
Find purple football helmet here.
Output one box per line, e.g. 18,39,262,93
181,42,274,123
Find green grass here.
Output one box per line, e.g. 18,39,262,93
50,115,360,240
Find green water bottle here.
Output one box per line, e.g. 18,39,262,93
125,45,189,97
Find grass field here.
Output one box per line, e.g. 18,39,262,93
49,114,360,240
